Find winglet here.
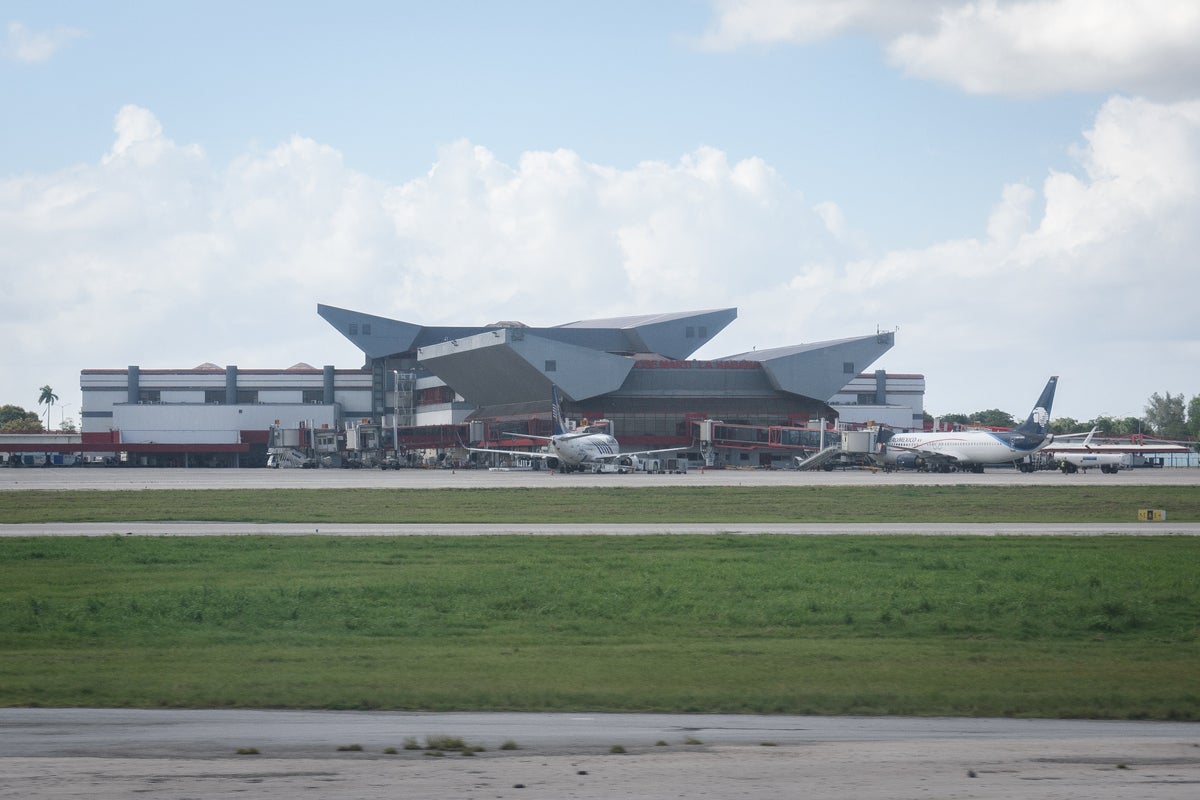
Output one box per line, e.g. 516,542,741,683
1082,426,1098,448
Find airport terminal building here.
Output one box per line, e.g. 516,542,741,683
62,306,923,468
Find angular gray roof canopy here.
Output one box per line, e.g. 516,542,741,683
318,304,894,408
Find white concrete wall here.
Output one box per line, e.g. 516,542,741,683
112,404,337,444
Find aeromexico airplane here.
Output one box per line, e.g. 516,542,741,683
877,376,1058,473
470,386,685,473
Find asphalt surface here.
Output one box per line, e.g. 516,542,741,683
2,708,1195,759
3,521,1200,537
3,709,1199,800
3,464,1199,490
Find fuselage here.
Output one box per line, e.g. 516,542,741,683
881,429,1050,467
549,432,620,467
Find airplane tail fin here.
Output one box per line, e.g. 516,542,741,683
1013,376,1058,437
551,385,566,436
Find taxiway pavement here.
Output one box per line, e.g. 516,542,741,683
2,464,1198,491
3,709,1199,800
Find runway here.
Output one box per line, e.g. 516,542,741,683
3,520,1199,537
2,709,1198,799
6,707,1196,758
2,464,1198,490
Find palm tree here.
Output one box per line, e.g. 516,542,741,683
38,385,58,431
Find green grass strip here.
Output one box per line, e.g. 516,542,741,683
1,485,1198,523
2,534,1197,719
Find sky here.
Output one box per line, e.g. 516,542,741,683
2,0,1198,427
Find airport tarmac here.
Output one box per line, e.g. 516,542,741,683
2,709,1198,799
4,520,1200,537
2,464,1198,490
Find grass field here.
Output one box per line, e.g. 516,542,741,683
2,528,1197,719
1,484,1198,523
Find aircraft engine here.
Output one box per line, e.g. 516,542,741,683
893,453,925,470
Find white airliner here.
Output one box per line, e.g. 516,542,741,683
469,386,685,473
877,376,1058,473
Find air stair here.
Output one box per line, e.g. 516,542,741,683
793,444,843,471
267,448,315,468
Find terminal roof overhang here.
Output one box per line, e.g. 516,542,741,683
318,304,736,362
318,304,895,406
723,332,897,407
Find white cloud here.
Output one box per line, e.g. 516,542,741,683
0,107,851,416
378,140,853,322
700,0,1200,98
3,20,85,64
890,0,1200,98
697,0,938,48
827,95,1200,415
1,99,1197,421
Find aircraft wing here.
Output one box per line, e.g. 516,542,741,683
496,432,556,442
588,446,688,462
499,431,595,443
467,446,554,460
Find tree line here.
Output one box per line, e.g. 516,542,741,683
930,391,1199,440
0,385,75,433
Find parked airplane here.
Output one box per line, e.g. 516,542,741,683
468,386,685,473
1048,427,1125,474
876,376,1058,473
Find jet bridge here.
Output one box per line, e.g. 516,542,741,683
794,428,881,471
